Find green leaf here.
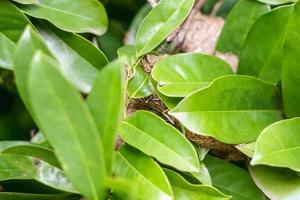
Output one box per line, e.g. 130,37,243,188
0,0,31,42
37,24,108,93
216,0,270,54
152,53,233,97
114,145,173,200
119,110,200,172
12,0,37,4
0,33,16,70
238,5,292,84
0,141,59,167
236,142,255,158
107,177,138,200
128,64,153,98
151,78,182,109
117,45,153,98
0,154,76,193
250,166,300,200
16,0,108,35
135,0,194,57
28,52,106,200
164,169,230,200
87,60,125,172
205,156,266,200
251,118,300,172
255,0,295,6
38,23,108,70
0,193,79,200
170,75,283,144
190,163,212,185
282,1,300,118
14,26,51,112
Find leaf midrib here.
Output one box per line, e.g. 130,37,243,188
122,121,198,171
44,69,100,200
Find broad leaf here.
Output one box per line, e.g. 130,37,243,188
0,141,59,167
28,52,106,200
38,23,108,70
0,0,31,42
0,33,16,70
236,142,255,158
216,0,269,54
107,177,138,200
14,26,51,112
152,53,232,97
255,0,295,5
135,0,194,57
16,0,108,35
0,154,75,193
128,64,153,98
0,193,78,200
37,24,107,93
164,169,230,200
250,166,300,200
251,118,300,172
238,5,292,84
114,145,173,200
151,78,182,109
170,75,282,144
87,60,125,172
12,0,37,4
205,156,266,200
119,110,200,172
118,45,153,98
282,1,300,118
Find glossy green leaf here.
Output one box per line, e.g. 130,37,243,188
128,64,153,98
282,1,300,118
117,45,153,98
38,23,108,70
37,24,107,93
0,141,59,167
107,177,138,200
119,110,200,172
0,193,79,200
135,0,194,57
205,156,266,200
216,0,269,54
14,26,51,112
255,0,295,5
251,118,300,172
0,0,31,42
87,60,125,172
164,169,230,200
114,145,173,200
190,163,212,185
170,75,283,144
238,6,292,84
151,78,182,109
12,0,37,4
16,0,108,35
0,154,75,193
28,52,106,200
250,166,300,200
0,33,16,70
152,53,233,97
236,142,255,158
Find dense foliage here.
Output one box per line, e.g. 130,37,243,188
0,0,300,199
